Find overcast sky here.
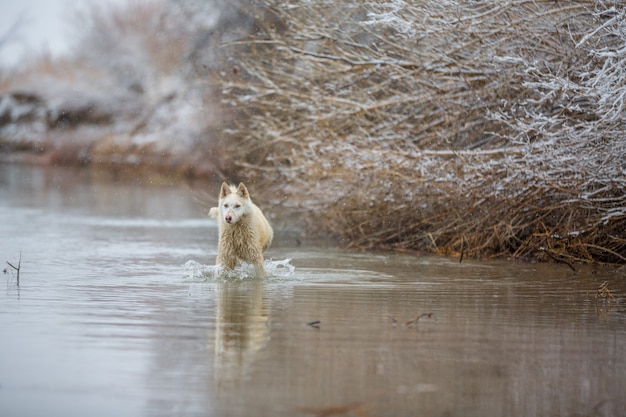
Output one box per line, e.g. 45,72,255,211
0,0,127,67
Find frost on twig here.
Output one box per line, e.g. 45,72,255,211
217,0,626,264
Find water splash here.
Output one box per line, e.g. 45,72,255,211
183,259,295,281
265,258,296,277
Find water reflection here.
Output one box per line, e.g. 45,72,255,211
204,269,626,417
213,281,270,386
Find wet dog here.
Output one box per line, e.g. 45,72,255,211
208,182,273,277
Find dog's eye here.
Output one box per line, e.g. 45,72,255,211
224,204,228,208
235,204,241,208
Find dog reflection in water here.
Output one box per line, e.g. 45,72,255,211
212,281,269,385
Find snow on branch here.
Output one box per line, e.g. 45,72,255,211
217,0,626,263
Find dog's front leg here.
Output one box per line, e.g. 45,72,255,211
253,255,266,278
216,252,237,276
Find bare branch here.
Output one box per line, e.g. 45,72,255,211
216,0,626,263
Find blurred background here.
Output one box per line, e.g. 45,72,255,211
0,0,235,178
0,0,127,67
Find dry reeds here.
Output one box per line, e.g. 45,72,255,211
216,0,626,264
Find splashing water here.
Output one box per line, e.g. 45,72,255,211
183,259,295,281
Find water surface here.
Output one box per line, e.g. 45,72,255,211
1,164,625,417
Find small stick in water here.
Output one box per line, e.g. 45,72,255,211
306,320,321,329
5,251,21,286
595,281,616,304
537,248,576,272
405,313,434,326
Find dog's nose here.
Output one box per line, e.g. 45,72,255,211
225,214,232,223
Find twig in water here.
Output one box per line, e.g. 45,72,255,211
537,248,577,272
595,281,616,304
5,251,21,286
405,313,434,326
305,320,321,329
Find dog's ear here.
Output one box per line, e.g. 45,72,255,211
220,182,231,199
237,182,249,199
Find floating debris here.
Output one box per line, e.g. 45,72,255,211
595,281,617,304
305,320,321,329
405,313,434,326
4,251,21,286
388,313,435,327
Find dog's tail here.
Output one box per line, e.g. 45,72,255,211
208,207,219,219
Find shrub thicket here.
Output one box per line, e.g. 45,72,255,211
216,0,626,264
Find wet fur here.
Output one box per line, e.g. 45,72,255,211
208,182,273,277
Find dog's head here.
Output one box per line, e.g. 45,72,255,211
219,182,250,225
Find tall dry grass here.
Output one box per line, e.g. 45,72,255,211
215,0,626,264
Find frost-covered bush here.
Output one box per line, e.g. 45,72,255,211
218,0,626,263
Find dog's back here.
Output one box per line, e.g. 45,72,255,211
250,203,273,251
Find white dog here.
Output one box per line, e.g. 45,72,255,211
208,182,273,277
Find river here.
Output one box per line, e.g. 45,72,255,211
1,164,625,417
